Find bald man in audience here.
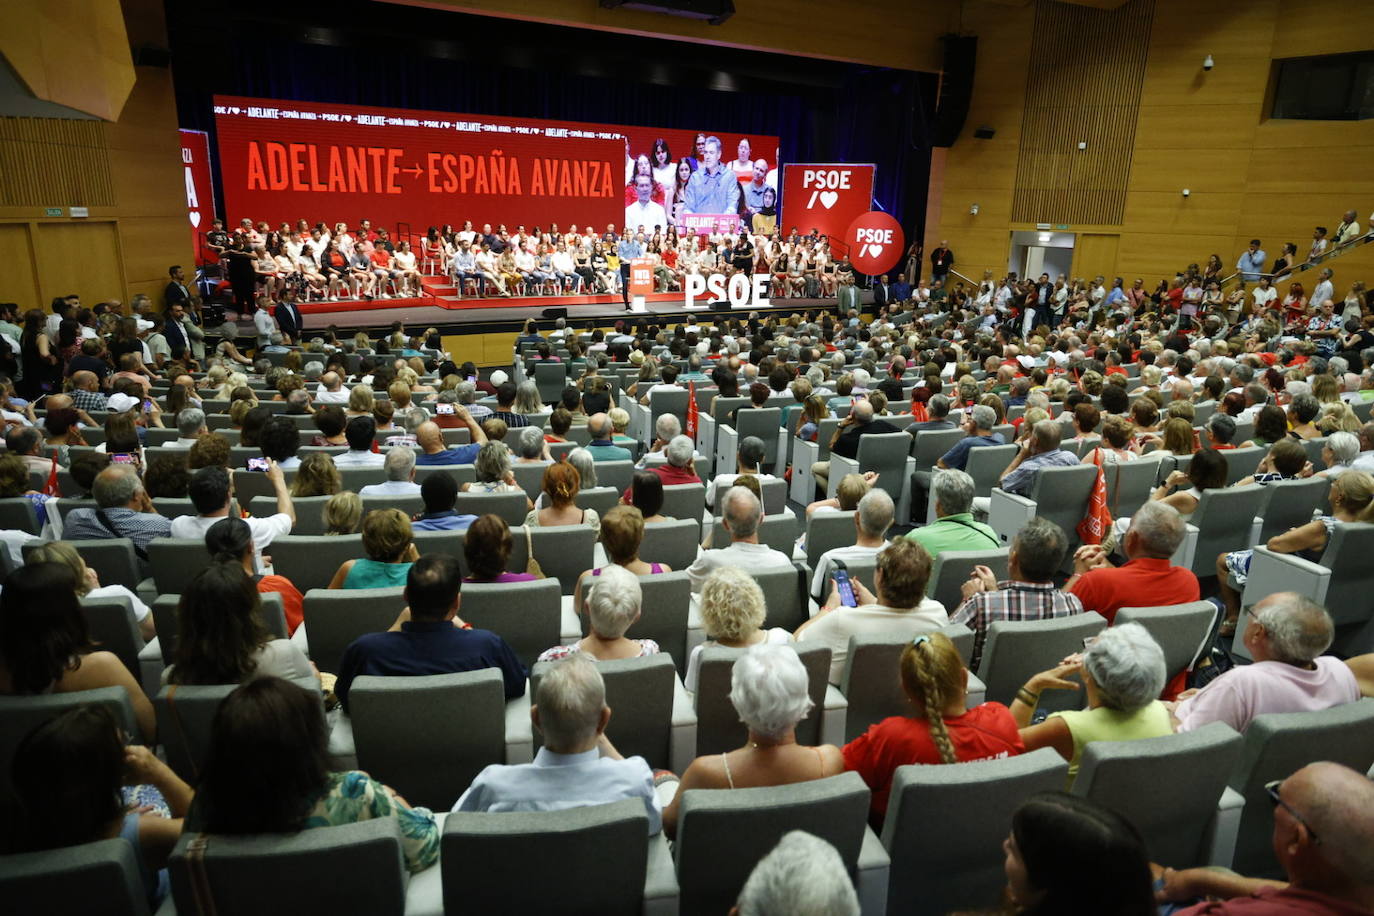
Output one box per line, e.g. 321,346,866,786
1158,762,1374,914
69,370,110,413
686,486,793,593
315,371,349,404
1066,501,1199,624
811,399,901,493
1169,593,1359,733
414,416,485,465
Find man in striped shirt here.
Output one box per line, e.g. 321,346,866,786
951,517,1082,670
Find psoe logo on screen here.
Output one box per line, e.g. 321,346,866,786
685,274,771,309
800,169,853,210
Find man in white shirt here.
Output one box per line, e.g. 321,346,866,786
167,407,207,449
704,436,779,509
795,538,948,684
1251,276,1278,311
637,364,683,405
638,416,702,469
809,489,893,602
686,487,794,594
1309,267,1335,311
170,465,294,571
625,173,667,236
1171,592,1359,734
1334,209,1361,246
359,447,421,496
454,652,662,830
334,416,386,468
253,303,277,349
313,371,350,404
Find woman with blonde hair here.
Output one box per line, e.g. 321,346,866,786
1144,417,1196,458
1317,400,1360,435
322,490,362,535
526,460,599,532
795,393,830,442
684,566,792,693
327,508,417,589
662,644,843,839
1217,469,1374,635
571,506,671,613
347,384,376,418
27,541,154,640
290,453,341,497
843,632,1024,826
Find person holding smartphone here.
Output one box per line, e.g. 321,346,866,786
795,539,948,685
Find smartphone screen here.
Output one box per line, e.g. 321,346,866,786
467,375,477,383
142,399,153,413
110,452,138,466
832,562,858,608
246,456,269,472
435,403,455,415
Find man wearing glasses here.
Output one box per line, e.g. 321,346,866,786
1168,593,1359,735
1156,762,1374,914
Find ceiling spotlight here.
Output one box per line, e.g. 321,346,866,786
969,204,980,215
1203,55,1214,71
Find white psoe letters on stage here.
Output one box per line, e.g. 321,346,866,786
684,274,771,309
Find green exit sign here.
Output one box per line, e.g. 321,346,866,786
1054,224,1070,231
44,208,62,217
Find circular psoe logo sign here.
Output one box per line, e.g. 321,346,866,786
845,211,904,275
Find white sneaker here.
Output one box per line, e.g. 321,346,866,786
379,293,391,299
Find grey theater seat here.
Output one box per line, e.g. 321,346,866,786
439,800,678,916
167,818,409,916
0,839,152,916
880,748,1068,916
674,772,888,916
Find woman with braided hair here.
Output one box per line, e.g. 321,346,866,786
842,632,1024,828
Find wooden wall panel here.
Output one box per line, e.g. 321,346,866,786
1072,234,1119,282
0,224,39,309
31,222,122,307
936,0,1373,285
1010,0,1154,226
0,118,115,207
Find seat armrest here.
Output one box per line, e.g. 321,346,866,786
138,639,164,699
696,413,717,457
403,855,444,916
1204,786,1246,869
327,711,357,769
773,428,789,477
856,825,892,916
670,674,699,776
504,685,534,765
715,424,738,480
791,439,821,504
827,454,861,497
643,831,681,916
1171,523,1199,570
988,488,1036,545
966,672,986,708
821,684,849,748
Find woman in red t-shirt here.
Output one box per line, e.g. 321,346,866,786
843,633,1023,827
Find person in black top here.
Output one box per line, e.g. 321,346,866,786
811,399,901,493
730,231,755,276
221,236,259,313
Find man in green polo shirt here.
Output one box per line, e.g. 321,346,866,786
904,468,999,560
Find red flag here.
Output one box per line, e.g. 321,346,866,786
42,453,59,497
685,381,698,440
1076,446,1112,546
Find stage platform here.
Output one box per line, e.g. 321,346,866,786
291,281,867,333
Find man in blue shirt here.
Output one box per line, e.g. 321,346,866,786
616,232,644,310
1236,239,1267,283
991,420,1080,498
584,413,633,462
414,417,485,465
452,649,661,832
937,404,1005,471
682,135,741,217
411,473,479,532
334,554,527,712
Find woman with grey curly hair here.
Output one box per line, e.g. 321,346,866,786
660,643,842,839
461,441,530,508
1011,622,1172,786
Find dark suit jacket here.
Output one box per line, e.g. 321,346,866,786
276,301,304,341
164,280,191,308
873,284,892,309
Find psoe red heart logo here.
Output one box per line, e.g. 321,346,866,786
845,211,904,275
